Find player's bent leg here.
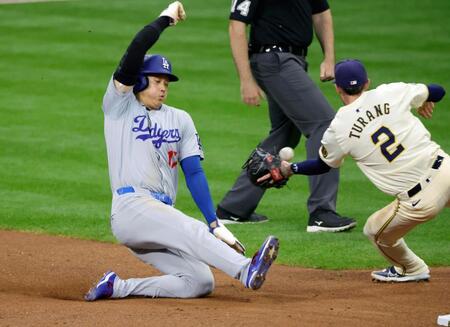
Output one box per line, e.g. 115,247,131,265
364,201,429,281
111,195,252,287
111,248,214,298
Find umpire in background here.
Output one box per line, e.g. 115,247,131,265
216,0,356,232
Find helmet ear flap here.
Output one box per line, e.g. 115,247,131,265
133,75,149,94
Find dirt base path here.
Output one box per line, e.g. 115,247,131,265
0,230,448,326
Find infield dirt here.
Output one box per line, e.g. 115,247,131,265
1,230,448,326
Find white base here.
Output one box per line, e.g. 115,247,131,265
438,314,450,326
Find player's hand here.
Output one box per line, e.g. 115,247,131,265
209,220,246,254
417,101,434,119
256,160,293,184
160,1,186,25
320,58,335,82
241,79,265,107
280,160,294,177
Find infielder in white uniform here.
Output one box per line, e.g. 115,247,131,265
265,59,448,282
84,1,279,301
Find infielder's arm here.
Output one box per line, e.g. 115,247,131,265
229,20,264,106
257,157,332,184
289,158,331,175
312,8,335,82
277,157,331,179
113,2,186,93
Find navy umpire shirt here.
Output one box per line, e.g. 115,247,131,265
230,0,330,49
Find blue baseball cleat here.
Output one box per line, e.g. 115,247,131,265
84,271,117,301
246,236,279,290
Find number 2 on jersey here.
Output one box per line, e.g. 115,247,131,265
371,126,405,162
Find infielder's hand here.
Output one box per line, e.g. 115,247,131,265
320,58,335,82
417,101,434,119
241,79,265,107
280,160,294,177
210,220,246,254
256,160,293,184
160,1,186,25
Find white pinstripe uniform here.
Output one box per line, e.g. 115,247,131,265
320,82,450,276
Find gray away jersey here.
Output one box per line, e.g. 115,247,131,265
102,77,204,203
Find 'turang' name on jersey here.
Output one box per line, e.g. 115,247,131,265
132,115,181,148
349,103,390,139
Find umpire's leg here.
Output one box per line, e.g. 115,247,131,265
259,53,338,215
219,105,300,217
219,52,339,217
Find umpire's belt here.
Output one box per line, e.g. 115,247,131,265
249,44,308,57
399,155,444,200
116,186,173,206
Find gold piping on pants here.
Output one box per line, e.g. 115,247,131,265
374,200,406,274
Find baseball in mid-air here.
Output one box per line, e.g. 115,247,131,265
279,147,294,161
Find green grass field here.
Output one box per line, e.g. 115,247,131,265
0,0,449,269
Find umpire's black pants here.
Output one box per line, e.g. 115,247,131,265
219,52,339,217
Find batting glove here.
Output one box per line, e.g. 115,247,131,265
209,219,246,255
159,1,186,26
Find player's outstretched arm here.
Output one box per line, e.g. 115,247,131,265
180,156,246,254
256,157,332,184
113,1,186,93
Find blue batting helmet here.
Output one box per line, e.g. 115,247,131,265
133,54,179,93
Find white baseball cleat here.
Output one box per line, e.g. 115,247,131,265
371,266,430,282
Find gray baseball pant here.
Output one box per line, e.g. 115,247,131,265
110,193,251,298
219,52,339,217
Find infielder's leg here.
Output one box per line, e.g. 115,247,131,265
364,154,450,275
219,52,338,217
363,201,429,275
112,248,215,298
219,108,300,217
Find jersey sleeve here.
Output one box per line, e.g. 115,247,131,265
406,83,429,108
319,125,346,168
229,0,260,23
381,82,429,111
309,0,330,14
102,77,134,118
178,111,205,161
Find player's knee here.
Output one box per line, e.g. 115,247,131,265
180,270,214,298
363,221,375,240
194,272,215,297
